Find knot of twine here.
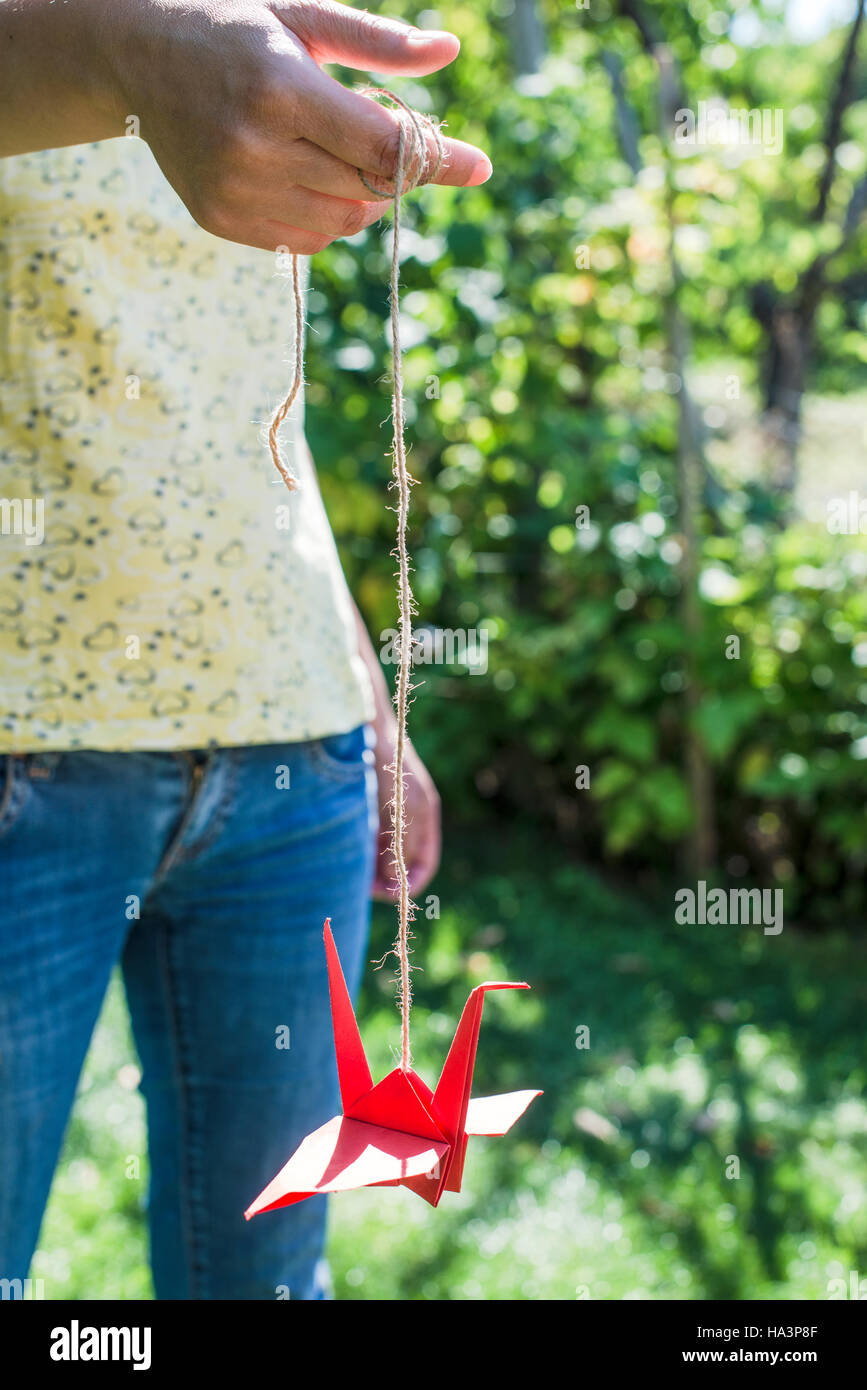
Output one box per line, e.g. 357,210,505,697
268,91,446,1071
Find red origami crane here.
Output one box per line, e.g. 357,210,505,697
245,920,541,1217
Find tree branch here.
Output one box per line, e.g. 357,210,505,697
813,0,866,222
601,50,642,175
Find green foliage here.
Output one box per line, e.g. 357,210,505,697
37,828,867,1299
24,0,867,1307
305,2,867,924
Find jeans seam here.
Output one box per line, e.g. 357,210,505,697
0,756,30,842
150,757,202,885
153,749,241,880
178,747,241,861
154,917,208,1300
0,756,15,826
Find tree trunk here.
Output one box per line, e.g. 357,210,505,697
657,45,717,880
507,0,546,76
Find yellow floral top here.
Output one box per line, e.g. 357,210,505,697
0,138,374,751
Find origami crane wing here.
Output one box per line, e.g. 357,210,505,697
465,1090,541,1136
244,1115,448,1218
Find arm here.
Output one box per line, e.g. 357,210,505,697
0,0,122,154
0,0,491,251
301,434,441,901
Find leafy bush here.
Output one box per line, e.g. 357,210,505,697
302,2,867,925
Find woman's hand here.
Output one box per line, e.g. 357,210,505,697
370,717,442,903
347,592,441,902
1,0,491,252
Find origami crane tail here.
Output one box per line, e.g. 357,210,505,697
324,918,373,1111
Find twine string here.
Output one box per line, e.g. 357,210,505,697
268,250,305,491
269,91,445,1072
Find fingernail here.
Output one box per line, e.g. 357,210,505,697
467,154,493,186
409,28,459,45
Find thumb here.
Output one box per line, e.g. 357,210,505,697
276,1,460,74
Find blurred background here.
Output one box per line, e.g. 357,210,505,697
39,0,866,1299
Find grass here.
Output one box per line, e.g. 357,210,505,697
33,821,867,1300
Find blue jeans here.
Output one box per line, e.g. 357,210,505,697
0,727,377,1299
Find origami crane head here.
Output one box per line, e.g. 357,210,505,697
245,920,541,1217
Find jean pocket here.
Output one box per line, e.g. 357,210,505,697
305,725,371,782
0,755,31,842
